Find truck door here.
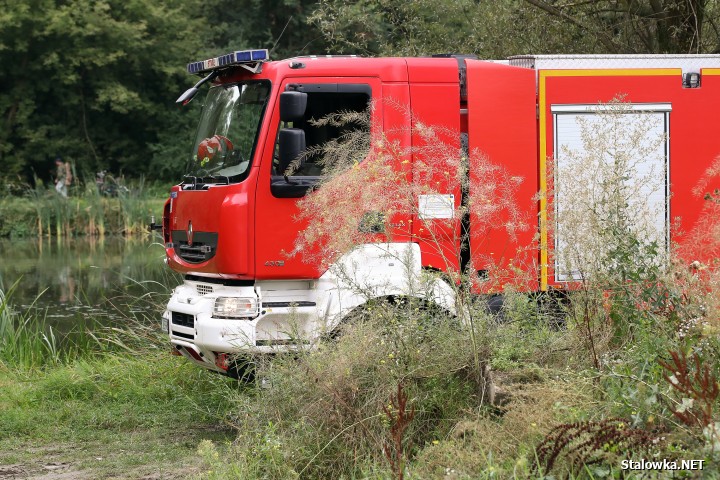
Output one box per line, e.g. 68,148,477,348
465,60,538,292
254,78,380,279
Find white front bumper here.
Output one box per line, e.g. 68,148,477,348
164,281,322,370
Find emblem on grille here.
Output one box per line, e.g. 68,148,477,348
187,220,194,246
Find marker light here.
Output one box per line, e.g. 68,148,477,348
187,49,269,74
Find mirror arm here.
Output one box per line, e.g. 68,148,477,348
176,70,220,105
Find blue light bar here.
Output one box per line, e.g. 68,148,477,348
187,49,269,74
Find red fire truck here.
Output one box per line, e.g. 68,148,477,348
157,50,720,375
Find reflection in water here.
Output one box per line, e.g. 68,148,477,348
0,236,178,331
58,266,76,305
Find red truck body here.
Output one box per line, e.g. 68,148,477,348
161,52,720,373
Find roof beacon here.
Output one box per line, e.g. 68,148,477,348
187,49,269,75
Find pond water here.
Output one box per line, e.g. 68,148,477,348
0,236,181,331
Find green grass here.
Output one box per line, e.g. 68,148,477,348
0,280,239,479
3,289,719,479
2,194,718,479
190,293,720,479
0,353,238,479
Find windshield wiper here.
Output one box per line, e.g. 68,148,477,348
182,175,200,189
210,174,230,185
182,173,230,188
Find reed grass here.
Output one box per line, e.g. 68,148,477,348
0,279,179,371
96,269,182,354
0,179,168,238
0,280,101,369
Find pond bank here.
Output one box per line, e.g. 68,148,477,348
0,194,166,238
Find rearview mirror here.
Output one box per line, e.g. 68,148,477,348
278,128,306,176
280,91,307,122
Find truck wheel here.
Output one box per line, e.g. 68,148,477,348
330,296,457,343
483,294,505,317
326,301,377,341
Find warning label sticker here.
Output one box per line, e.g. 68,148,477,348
418,194,455,219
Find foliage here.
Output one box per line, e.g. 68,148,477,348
383,383,416,480
0,264,238,476
552,98,667,285
682,156,720,264
3,2,720,477
0,280,98,369
0,0,216,180
309,0,596,57
292,103,530,289
207,0,329,60
540,100,720,471
546,98,679,376
0,353,236,478
524,0,719,54
202,302,491,479
660,349,720,429
0,0,331,185
198,112,580,478
1,0,719,187
535,418,663,477
225,97,720,478
311,0,720,57
4,0,720,187
195,300,610,479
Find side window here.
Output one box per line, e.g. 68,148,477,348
273,86,371,178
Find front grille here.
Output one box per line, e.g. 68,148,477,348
196,284,214,295
185,274,254,287
171,311,194,328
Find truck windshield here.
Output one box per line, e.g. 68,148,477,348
185,80,270,185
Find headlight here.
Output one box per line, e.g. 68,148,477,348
213,297,259,319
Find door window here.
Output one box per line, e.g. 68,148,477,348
274,85,371,177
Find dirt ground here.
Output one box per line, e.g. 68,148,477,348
0,460,201,480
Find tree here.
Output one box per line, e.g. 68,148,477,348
309,0,600,57
523,0,718,54
208,0,330,60
0,0,333,184
310,0,720,57
0,0,213,182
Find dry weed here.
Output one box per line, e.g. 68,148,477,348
291,101,531,286
411,377,597,478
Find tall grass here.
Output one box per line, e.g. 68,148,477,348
79,173,107,237
0,178,169,238
96,267,182,354
0,280,100,369
0,268,179,370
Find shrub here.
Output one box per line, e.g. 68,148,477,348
220,300,492,479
